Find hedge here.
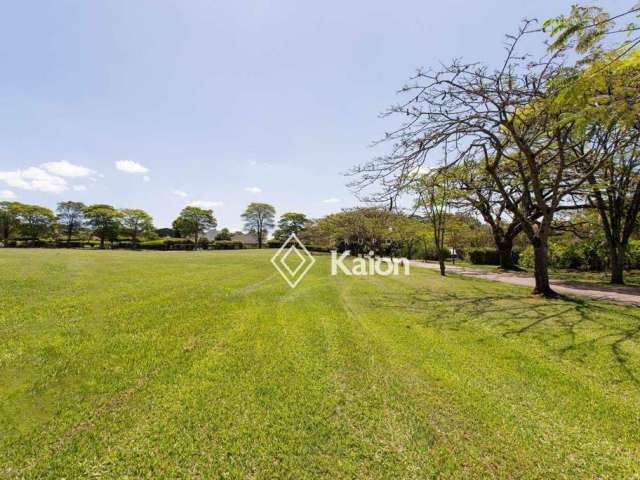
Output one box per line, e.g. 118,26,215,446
211,240,244,250
468,248,520,266
138,238,195,251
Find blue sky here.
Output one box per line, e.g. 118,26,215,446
0,0,625,229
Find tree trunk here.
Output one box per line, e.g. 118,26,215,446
609,242,626,285
532,239,555,297
497,240,515,270
99,235,105,249
67,226,72,246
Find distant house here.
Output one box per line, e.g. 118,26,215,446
204,229,258,247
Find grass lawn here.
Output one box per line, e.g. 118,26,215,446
1,249,640,478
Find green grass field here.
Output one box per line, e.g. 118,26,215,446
1,249,640,478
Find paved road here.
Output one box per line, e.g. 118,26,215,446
410,260,640,307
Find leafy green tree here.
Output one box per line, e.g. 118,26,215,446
56,201,86,244
0,201,20,246
215,228,233,241
275,212,307,241
84,204,122,249
120,209,154,243
241,203,275,248
15,204,56,243
172,206,217,247
413,167,453,276
155,228,176,238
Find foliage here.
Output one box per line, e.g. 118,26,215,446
274,212,308,240
469,248,520,266
172,206,217,246
83,204,122,249
211,240,244,250
214,228,233,241
241,203,275,248
56,201,86,243
14,204,56,241
120,209,154,242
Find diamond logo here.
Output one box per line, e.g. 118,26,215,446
271,233,316,288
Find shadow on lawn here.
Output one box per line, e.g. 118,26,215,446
373,288,640,387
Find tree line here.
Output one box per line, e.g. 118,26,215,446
0,199,316,250
350,3,640,294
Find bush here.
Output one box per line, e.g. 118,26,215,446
266,240,283,248
211,240,244,250
421,247,450,262
468,248,519,266
520,239,608,271
305,245,331,253
138,238,195,251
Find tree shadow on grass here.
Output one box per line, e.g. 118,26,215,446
372,288,640,388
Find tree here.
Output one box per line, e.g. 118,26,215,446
351,22,611,296
388,214,426,260
0,202,20,246
241,203,275,248
120,209,154,243
155,227,176,238
56,201,86,245
84,204,122,249
317,208,396,256
15,204,56,243
215,228,233,241
275,212,308,240
451,162,524,270
172,206,217,247
413,167,451,276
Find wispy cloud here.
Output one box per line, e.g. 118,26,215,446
0,167,68,193
0,189,16,199
72,185,87,192
188,200,223,209
115,160,149,174
172,189,189,197
42,161,94,178
322,197,340,204
244,186,262,194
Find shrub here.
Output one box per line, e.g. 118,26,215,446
212,240,243,250
520,239,608,271
266,240,283,248
468,248,519,266
305,245,331,253
421,247,450,262
138,238,195,251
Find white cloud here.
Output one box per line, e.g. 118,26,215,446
115,160,149,174
143,175,151,183
0,167,67,193
172,190,189,197
322,197,340,204
72,185,87,192
42,161,93,178
0,190,16,199
244,186,262,194
188,200,223,209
